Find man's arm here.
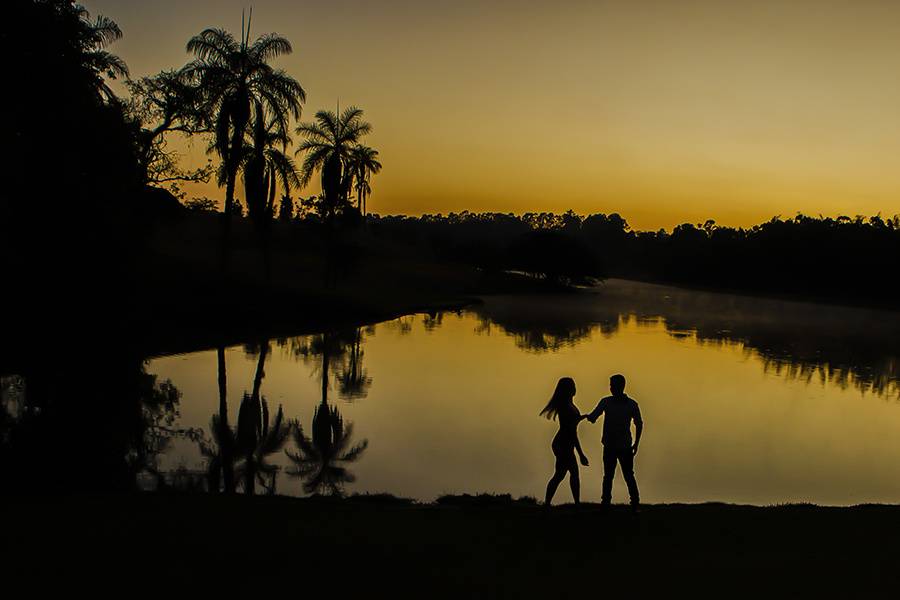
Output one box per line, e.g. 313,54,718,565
586,398,606,423
632,402,643,455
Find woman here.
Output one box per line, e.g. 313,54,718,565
540,377,589,507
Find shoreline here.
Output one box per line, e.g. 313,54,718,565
6,491,898,595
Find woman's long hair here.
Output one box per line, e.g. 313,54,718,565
540,377,576,420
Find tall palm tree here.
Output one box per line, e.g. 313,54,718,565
347,145,381,217
243,102,301,223
295,106,371,221
183,17,305,218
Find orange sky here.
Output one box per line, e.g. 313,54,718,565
93,0,900,230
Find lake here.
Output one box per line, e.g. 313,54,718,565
142,279,900,505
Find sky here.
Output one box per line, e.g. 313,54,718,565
90,0,900,230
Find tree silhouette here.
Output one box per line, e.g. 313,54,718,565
347,145,382,217
295,106,372,222
125,70,212,191
183,17,305,218
47,1,129,102
242,101,301,223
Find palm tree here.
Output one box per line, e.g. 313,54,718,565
242,102,301,223
347,145,382,217
295,106,371,221
183,16,305,218
63,4,129,101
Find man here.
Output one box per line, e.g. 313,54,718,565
587,374,643,510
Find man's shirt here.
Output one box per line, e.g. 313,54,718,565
588,394,642,448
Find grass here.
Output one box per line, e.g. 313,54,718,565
4,492,899,597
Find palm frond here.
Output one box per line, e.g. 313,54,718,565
186,28,238,62
89,15,123,47
340,440,369,463
250,33,293,62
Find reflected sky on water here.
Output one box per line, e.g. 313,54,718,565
147,280,900,505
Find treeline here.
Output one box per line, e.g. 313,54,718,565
2,0,381,343
368,211,900,306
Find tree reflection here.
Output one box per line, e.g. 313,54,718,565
285,402,368,495
474,295,620,352
281,329,369,495
200,339,290,494
337,328,372,399
234,393,290,495
279,327,373,401
0,362,193,492
466,282,900,398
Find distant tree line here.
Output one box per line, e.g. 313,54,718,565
369,211,900,306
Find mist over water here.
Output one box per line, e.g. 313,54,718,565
147,280,900,504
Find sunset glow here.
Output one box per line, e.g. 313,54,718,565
94,0,900,229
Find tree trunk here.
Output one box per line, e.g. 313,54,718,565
266,167,277,218
217,346,235,494
251,340,268,403
321,335,330,406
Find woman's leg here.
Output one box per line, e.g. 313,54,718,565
545,466,566,506
568,465,580,505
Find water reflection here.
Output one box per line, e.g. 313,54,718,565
0,362,195,492
278,327,374,401
472,281,900,398
196,333,370,496
3,281,899,501
286,402,368,495
277,328,370,494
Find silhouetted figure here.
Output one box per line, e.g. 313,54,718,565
587,374,643,509
541,377,589,507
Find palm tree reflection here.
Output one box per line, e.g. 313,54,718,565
286,402,367,495
201,339,290,495
280,327,373,401
234,393,291,495
337,328,372,400
283,329,369,495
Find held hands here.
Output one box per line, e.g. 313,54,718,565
631,443,639,456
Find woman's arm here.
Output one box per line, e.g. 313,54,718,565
574,434,589,466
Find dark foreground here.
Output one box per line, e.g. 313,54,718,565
4,493,898,597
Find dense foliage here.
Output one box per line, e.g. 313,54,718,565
370,211,900,305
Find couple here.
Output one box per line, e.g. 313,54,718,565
541,374,643,510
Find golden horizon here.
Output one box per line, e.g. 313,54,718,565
92,0,900,230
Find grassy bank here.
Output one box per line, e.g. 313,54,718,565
4,492,898,596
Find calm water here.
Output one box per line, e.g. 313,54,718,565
144,280,900,505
